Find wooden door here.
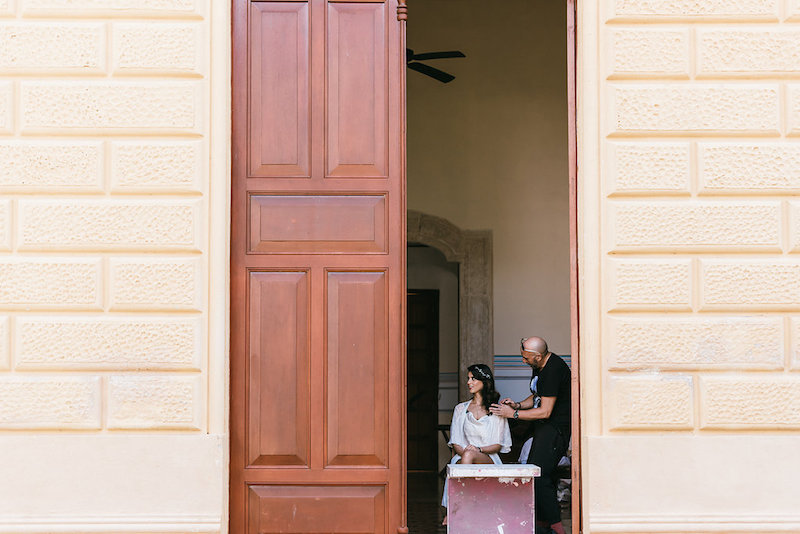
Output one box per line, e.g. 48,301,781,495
406,290,438,472
230,0,407,532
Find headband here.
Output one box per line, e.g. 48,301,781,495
472,366,492,380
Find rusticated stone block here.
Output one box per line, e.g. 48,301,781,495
607,142,690,194
16,316,202,370
609,374,694,429
0,200,9,251
22,0,200,17
20,81,201,133
701,260,800,310
0,259,102,310
0,316,8,370
18,199,201,251
699,143,800,193
0,375,101,429
113,22,202,74
607,259,692,311
610,84,779,134
0,22,105,73
0,141,103,192
789,0,800,21
698,30,800,75
788,85,800,135
789,202,800,252
608,29,689,77
608,317,784,369
0,82,11,134
701,376,800,428
792,319,800,370
609,0,778,20
109,257,201,311
111,140,202,192
107,374,201,429
608,201,780,251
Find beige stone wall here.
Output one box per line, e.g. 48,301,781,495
407,0,572,356
5,0,800,531
0,0,229,531
581,0,800,531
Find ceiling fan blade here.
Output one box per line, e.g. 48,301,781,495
408,61,456,83
411,50,465,61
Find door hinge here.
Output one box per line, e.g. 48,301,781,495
397,0,407,21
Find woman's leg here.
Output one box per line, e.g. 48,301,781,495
459,449,493,464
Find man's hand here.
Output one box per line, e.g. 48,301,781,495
500,397,515,406
489,403,514,418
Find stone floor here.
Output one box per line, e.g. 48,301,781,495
407,472,447,533
407,472,571,533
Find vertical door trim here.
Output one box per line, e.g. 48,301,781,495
567,0,582,532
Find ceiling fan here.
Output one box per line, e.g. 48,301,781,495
406,48,466,84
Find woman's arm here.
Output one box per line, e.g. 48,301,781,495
448,402,468,454
464,443,501,455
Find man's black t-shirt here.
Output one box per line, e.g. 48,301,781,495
530,353,571,437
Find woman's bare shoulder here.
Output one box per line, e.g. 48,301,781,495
453,400,470,413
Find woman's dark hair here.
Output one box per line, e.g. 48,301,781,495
467,363,500,413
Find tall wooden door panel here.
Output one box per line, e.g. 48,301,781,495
326,271,388,467
327,3,388,177
248,2,310,177
231,0,406,532
247,271,310,467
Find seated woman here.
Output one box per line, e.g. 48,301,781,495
442,363,512,522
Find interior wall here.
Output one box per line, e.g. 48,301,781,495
407,0,570,355
407,246,459,374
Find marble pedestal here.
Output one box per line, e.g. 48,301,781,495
447,463,541,534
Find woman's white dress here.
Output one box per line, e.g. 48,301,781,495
442,400,512,507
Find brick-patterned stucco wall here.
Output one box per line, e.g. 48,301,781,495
0,1,228,532
582,0,800,531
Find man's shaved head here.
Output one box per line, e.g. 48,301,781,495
522,336,548,354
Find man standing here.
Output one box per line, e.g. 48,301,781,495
490,336,571,534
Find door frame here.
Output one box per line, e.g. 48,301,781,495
226,0,581,530
407,210,492,399
566,0,582,531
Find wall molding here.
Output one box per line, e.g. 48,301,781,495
590,513,800,532
0,515,220,533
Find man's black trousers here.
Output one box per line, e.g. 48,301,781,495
526,423,569,526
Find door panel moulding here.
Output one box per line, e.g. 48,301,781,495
407,209,492,399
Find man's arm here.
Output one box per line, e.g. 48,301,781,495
491,396,555,420
501,394,535,410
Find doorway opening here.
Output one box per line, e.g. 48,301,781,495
406,246,459,531
405,0,577,532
